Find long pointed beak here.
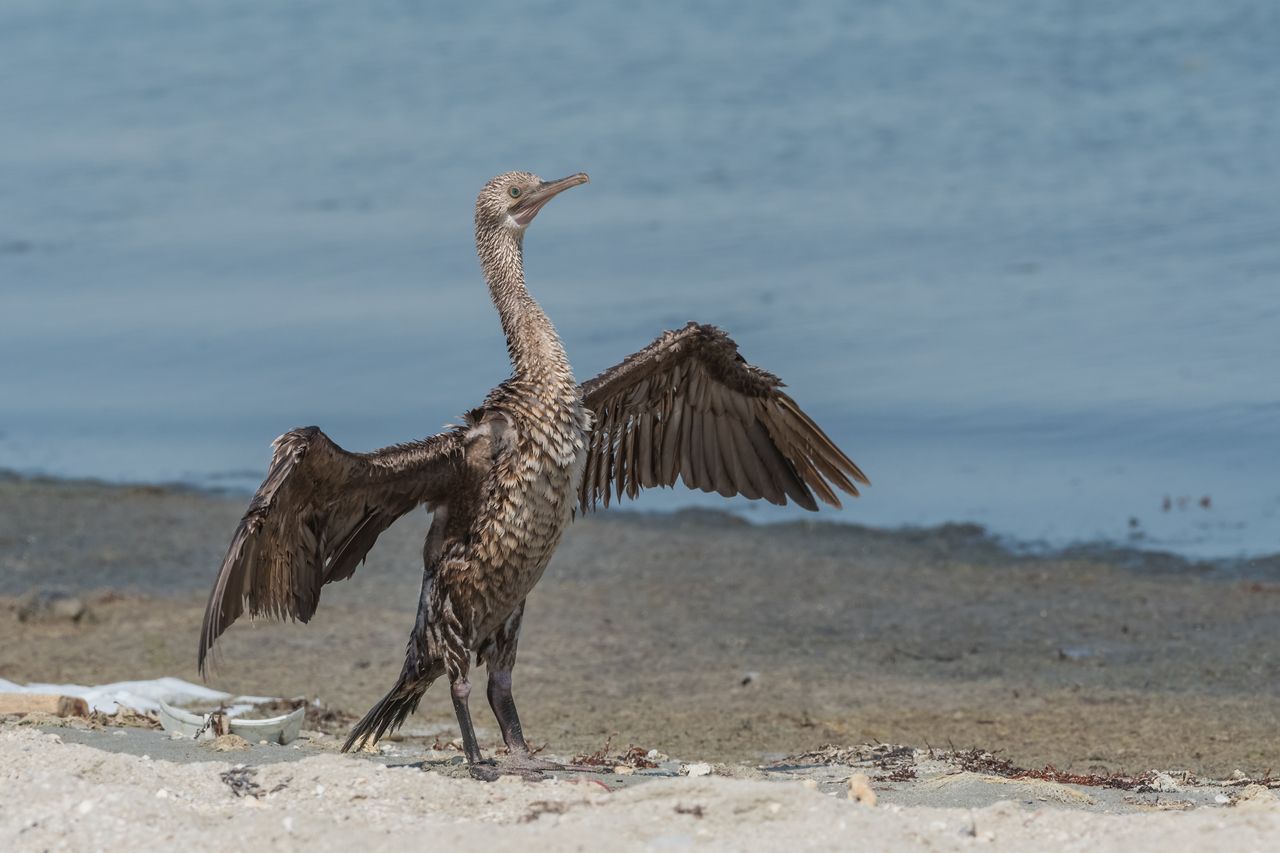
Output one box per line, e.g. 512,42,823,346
511,172,589,226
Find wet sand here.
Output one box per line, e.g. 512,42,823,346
2,474,1279,777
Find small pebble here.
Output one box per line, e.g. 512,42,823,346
76,800,94,815
847,773,877,807
209,734,250,752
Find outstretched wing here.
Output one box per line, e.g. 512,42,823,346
578,322,868,513
198,426,465,673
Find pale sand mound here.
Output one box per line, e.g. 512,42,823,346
3,729,1278,851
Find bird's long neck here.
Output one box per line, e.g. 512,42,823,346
476,223,570,382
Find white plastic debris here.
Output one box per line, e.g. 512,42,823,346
157,701,304,745
0,676,302,742
0,676,236,715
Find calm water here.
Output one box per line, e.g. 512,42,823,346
1,1,1277,557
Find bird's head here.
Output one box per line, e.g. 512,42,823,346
475,171,590,233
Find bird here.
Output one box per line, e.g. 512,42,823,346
197,171,868,777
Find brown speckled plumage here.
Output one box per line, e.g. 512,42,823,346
198,171,868,768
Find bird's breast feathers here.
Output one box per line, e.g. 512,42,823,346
467,394,589,518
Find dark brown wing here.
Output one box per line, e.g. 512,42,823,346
198,425,464,674
578,322,868,513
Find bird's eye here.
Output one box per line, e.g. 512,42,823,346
509,187,521,199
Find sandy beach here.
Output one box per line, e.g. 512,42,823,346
2,474,1278,847
4,724,1280,852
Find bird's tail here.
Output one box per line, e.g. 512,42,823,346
342,659,445,753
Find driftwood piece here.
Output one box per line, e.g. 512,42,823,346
0,693,90,717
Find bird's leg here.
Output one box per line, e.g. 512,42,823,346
473,601,564,776
450,660,521,782
449,676,484,766
473,667,561,778
486,668,530,754
456,672,542,782
479,601,543,760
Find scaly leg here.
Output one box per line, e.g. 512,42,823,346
474,601,565,777
449,675,484,765
486,668,529,753
479,600,536,755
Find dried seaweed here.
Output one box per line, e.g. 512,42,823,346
572,734,615,766
779,742,913,768
948,748,1160,791
86,708,161,730
772,742,1280,792
570,735,659,769
247,697,356,733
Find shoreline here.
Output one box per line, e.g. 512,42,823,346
2,468,1276,577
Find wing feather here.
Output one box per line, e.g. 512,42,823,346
198,426,463,673
679,403,697,489
660,400,684,484
578,322,868,512
722,418,762,501
637,412,655,488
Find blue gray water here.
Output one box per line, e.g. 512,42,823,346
1,1,1277,558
